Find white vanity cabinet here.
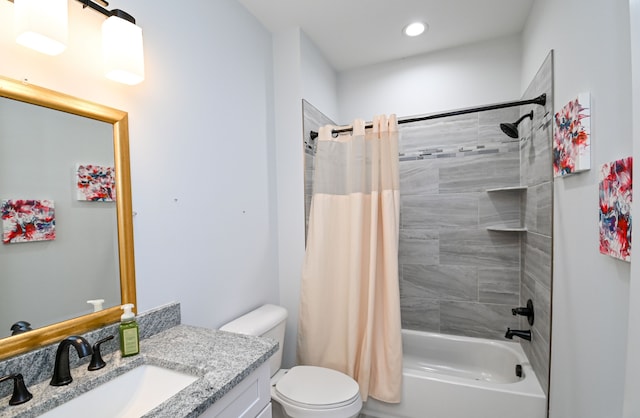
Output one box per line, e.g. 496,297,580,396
199,362,272,418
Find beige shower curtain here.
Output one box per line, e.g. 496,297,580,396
297,115,402,403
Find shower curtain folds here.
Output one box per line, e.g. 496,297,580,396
297,115,403,403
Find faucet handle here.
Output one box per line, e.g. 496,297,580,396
10,321,32,336
511,299,535,325
0,373,33,406
88,335,115,371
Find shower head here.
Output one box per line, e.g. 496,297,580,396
500,110,534,139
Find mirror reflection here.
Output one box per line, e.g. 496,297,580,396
0,75,136,360
0,97,121,338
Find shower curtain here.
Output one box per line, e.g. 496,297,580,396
297,115,403,403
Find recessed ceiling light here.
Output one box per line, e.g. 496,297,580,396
403,22,427,37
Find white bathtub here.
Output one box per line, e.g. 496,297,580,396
362,329,547,418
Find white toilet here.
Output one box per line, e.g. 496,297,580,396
220,304,363,418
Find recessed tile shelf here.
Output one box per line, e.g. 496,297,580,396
485,186,527,232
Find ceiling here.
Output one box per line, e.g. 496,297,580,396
238,0,534,71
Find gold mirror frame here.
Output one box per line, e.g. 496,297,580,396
0,75,136,360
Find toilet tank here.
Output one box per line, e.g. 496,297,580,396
219,304,288,376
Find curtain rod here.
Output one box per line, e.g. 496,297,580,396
309,94,546,140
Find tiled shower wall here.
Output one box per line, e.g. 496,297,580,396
302,50,553,395
519,51,554,396
396,109,524,339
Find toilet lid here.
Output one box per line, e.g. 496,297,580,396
275,366,360,409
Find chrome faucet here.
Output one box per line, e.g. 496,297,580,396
505,328,531,341
50,336,93,386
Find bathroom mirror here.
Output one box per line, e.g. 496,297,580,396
0,75,136,360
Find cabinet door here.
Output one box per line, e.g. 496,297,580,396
256,403,272,418
199,364,271,418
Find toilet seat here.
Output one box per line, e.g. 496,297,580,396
272,366,362,417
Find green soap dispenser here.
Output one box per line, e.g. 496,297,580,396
119,303,140,357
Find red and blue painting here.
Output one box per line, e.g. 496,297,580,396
76,164,116,201
599,157,632,262
553,93,591,177
1,199,56,244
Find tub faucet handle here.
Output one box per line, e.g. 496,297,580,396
511,299,534,325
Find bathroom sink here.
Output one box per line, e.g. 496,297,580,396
40,365,199,418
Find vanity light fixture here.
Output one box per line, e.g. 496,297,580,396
102,10,145,85
9,0,145,85
14,0,68,55
403,21,427,37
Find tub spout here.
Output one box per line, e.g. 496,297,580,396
505,328,531,341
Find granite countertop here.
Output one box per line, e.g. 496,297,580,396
0,324,277,418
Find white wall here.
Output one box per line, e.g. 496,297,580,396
273,28,305,368
522,1,633,417
337,36,523,123
0,0,280,332
624,0,640,416
300,31,339,123
273,28,339,367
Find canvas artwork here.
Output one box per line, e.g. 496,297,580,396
599,157,632,262
76,164,116,201
1,199,56,244
553,93,591,177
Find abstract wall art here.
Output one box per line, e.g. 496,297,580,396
76,164,116,201
1,199,56,244
553,92,591,177
599,157,632,262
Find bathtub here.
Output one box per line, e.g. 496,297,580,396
362,329,547,418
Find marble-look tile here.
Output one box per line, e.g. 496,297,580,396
438,152,520,193
304,154,314,195
536,181,553,237
523,182,553,236
478,107,520,143
440,229,520,269
522,185,537,232
479,107,520,128
522,122,553,187
478,267,520,305
519,50,553,397
521,53,554,189
521,326,550,396
399,229,439,265
399,160,438,195
400,280,440,332
403,264,478,302
534,280,552,344
521,271,536,302
401,194,479,229
440,301,518,340
479,190,521,228
399,113,478,155
522,232,552,289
